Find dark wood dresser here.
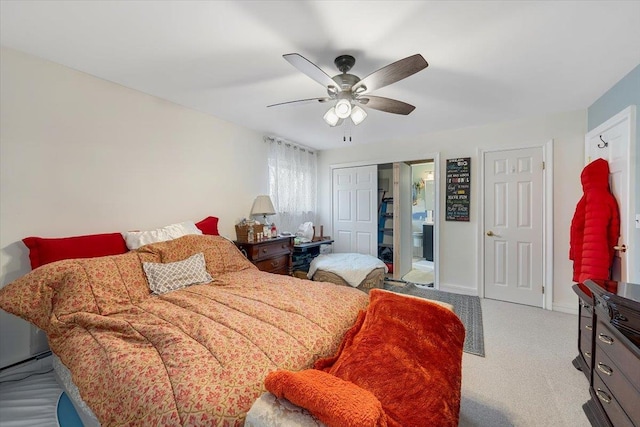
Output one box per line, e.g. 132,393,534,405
234,236,293,275
572,279,640,427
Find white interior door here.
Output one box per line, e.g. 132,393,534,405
484,147,544,307
585,106,636,282
332,165,378,255
393,162,413,279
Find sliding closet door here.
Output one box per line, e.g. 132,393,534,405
393,162,413,280
332,165,378,255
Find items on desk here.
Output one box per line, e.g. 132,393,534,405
296,222,314,241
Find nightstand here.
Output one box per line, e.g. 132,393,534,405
234,236,293,275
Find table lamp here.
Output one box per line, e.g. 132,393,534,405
251,195,276,225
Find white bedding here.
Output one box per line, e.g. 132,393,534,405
245,392,326,427
307,253,388,287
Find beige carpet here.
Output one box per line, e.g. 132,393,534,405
401,268,434,285
459,298,589,426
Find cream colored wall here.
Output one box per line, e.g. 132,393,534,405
317,110,587,312
0,48,269,367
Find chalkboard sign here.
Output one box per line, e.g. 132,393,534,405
445,157,471,221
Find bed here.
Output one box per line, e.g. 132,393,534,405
0,233,369,426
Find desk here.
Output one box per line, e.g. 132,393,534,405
292,239,334,273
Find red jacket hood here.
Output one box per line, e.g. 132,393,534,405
581,158,610,192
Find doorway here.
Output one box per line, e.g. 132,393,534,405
406,161,436,286
377,160,436,285
482,145,549,308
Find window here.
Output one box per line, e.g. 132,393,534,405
265,136,317,234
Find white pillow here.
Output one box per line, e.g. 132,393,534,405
143,252,212,295
122,221,202,250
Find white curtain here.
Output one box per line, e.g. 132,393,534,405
265,136,317,234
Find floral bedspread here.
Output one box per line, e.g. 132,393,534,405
0,235,368,426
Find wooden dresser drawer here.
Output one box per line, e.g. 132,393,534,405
234,236,293,275
249,240,292,261
595,319,640,386
594,343,640,425
592,371,635,427
254,254,290,274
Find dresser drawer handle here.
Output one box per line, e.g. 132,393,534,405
271,260,280,267
596,389,612,404
583,351,591,359
598,333,614,345
585,325,592,331
597,363,613,376
262,248,268,253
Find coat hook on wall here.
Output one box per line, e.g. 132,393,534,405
597,135,608,149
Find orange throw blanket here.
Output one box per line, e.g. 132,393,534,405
265,289,466,427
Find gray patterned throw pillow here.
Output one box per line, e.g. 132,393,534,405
143,252,212,295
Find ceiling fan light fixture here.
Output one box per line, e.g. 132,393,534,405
350,105,367,125
323,107,341,126
334,99,352,119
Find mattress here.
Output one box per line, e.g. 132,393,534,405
52,354,100,427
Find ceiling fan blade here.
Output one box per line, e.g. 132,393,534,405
352,54,428,94
358,96,416,115
283,53,339,90
267,97,331,108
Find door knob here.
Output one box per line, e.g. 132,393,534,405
613,244,627,253
486,231,494,236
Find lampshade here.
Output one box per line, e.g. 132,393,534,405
323,107,341,126
251,195,276,224
324,102,367,128
350,105,367,125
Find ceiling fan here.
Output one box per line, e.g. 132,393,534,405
268,53,429,127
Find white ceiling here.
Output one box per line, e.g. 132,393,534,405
1,1,639,151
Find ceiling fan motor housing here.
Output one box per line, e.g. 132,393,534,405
331,74,360,92
334,55,356,73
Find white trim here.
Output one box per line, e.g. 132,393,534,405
478,142,553,309
439,282,479,296
329,152,439,170
477,147,485,299
432,152,441,289
544,139,554,310
553,303,578,316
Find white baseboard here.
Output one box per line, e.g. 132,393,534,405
438,283,479,296
553,303,578,315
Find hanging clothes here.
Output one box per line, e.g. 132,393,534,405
569,158,620,283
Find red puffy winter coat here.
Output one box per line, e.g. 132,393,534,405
569,158,620,283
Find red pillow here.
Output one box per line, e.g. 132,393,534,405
195,216,220,236
23,233,128,270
